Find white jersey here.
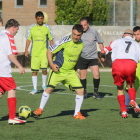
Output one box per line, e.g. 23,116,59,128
0,30,13,77
104,36,140,63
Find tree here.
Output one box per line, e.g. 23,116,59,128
55,0,110,25
90,0,110,25
55,0,92,25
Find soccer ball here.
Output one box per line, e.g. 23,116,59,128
18,105,31,119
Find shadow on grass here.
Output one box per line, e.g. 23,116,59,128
87,92,113,99
111,107,140,118
32,108,98,120
0,115,9,121
36,89,66,94
0,113,35,123
127,107,140,118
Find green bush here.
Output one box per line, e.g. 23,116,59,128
55,0,110,25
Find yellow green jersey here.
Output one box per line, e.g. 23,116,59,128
49,35,84,72
26,23,54,57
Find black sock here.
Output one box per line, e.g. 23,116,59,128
93,78,100,93
80,79,87,91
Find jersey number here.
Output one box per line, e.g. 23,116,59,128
125,41,132,53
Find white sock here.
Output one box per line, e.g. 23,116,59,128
39,91,50,110
74,95,84,116
42,74,47,87
125,92,130,109
32,76,37,90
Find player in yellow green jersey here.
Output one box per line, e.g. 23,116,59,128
33,24,86,120
125,26,140,112
25,11,54,94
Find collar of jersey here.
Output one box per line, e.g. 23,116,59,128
35,23,44,27
124,36,133,40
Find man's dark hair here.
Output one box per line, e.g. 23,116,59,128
133,26,140,32
5,19,20,29
35,11,44,18
80,17,89,23
72,24,83,33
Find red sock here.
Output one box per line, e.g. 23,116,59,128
117,95,126,113
128,88,136,101
7,97,16,119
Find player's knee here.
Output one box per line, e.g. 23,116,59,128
76,88,84,96
45,87,53,94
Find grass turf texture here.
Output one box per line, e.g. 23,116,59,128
0,72,140,140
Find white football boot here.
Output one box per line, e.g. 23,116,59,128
8,117,26,124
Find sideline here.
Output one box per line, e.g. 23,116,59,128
12,68,112,72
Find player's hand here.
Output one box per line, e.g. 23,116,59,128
101,58,105,62
100,52,106,62
0,92,3,98
52,64,59,72
19,66,25,74
25,49,29,57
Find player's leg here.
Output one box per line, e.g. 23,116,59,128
112,60,128,118
74,88,85,120
90,59,101,99
79,69,87,99
127,84,140,113
117,85,128,118
125,60,139,113
125,63,140,109
33,87,53,116
65,71,85,119
40,55,48,90
33,69,63,116
7,89,26,123
0,77,26,124
30,56,40,94
78,57,89,99
42,70,47,90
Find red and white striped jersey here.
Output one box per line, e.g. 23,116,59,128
103,36,140,63
0,30,17,77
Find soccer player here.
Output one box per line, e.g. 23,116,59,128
25,11,54,94
125,26,140,111
33,24,86,120
102,29,140,118
79,17,105,99
0,19,26,124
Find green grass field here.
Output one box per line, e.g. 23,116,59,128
1,71,140,140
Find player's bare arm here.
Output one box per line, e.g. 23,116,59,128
74,62,80,78
8,54,25,74
49,40,53,46
98,43,104,51
98,43,105,62
47,49,59,72
25,39,31,57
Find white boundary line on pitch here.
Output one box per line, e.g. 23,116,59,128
16,84,140,100
16,82,116,87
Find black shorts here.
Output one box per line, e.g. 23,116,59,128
78,57,99,69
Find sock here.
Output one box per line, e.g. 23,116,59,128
128,88,136,101
93,78,100,93
125,93,130,109
39,91,50,110
7,97,16,119
118,95,126,113
74,95,84,116
42,74,47,87
80,79,87,91
32,76,37,90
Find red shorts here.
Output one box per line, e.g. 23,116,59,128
0,77,16,94
112,59,137,86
